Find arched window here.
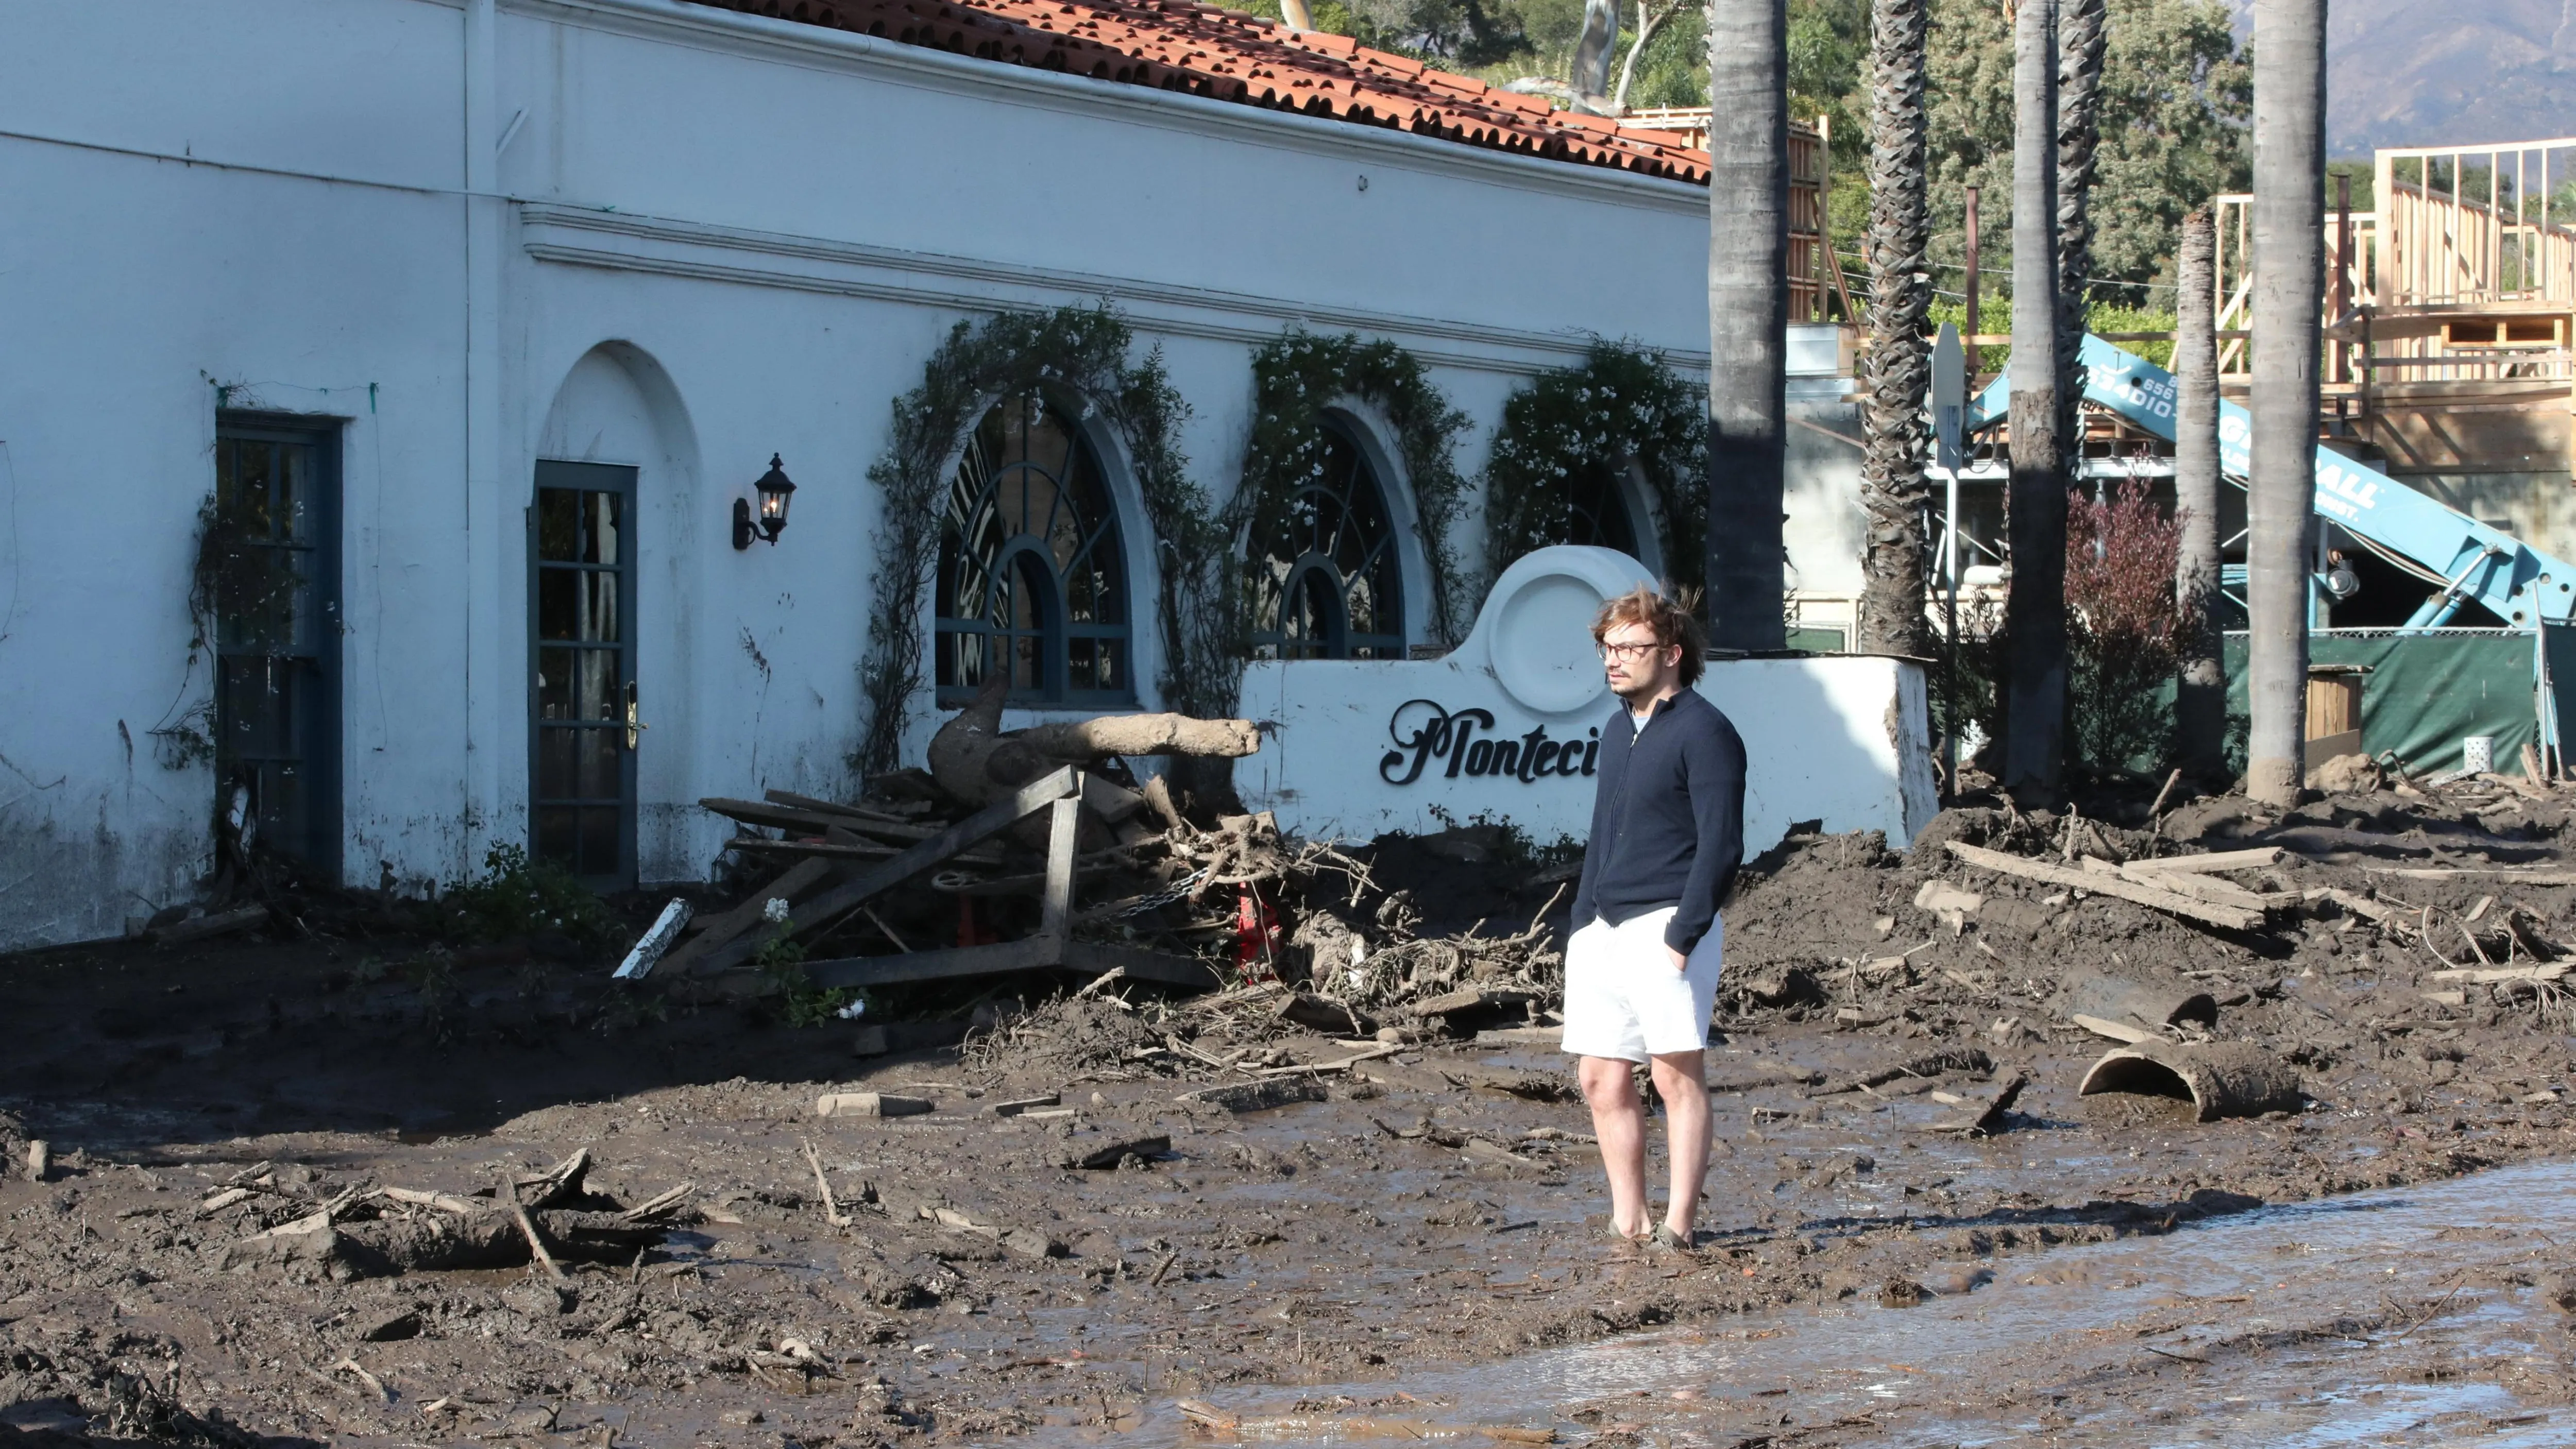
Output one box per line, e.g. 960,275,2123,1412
1248,418,1405,660
936,393,1130,705
1562,464,1643,559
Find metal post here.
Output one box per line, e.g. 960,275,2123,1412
2333,172,2352,383
1944,466,1962,790
1963,184,1982,385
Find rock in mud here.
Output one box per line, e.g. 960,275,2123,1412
1062,1133,1171,1169
1176,1078,1329,1113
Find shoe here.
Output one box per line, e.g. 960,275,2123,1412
1653,1224,1697,1254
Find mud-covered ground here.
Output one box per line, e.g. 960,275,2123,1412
8,783,2576,1446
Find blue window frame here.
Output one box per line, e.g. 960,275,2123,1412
936,393,1131,705
1248,418,1405,660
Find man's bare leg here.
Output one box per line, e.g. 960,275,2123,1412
1578,1054,1653,1238
1649,1049,1710,1239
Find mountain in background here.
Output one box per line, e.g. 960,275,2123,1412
2230,0,2576,156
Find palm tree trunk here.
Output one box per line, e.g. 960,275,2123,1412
2173,209,2226,776
2004,0,2065,794
2246,0,2325,806
1706,0,1789,652
1855,0,1931,658
2054,0,2106,459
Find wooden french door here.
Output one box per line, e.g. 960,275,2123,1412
529,462,638,889
212,417,342,879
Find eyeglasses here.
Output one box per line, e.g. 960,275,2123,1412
1597,640,1667,661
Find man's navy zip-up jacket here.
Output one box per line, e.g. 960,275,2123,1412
1569,688,1747,956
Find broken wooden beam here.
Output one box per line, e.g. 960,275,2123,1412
1039,795,1080,940
2118,847,2288,875
1944,842,2265,931
2424,963,2569,984
2093,858,2276,911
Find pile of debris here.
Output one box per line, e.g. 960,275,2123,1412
1706,786,2576,1137
617,679,1570,1043
206,1149,696,1281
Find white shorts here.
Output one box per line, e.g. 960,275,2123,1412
1558,907,1723,1063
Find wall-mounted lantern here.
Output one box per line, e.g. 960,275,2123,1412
733,454,796,549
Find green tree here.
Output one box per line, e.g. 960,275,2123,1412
1925,0,2248,299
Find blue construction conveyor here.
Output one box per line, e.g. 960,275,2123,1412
1969,335,2576,629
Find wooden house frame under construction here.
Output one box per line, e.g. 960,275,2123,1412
2213,134,2576,555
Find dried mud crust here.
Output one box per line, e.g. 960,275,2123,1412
8,789,2576,1443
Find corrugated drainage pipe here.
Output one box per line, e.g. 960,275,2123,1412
2077,1039,2302,1122
2054,965,2218,1032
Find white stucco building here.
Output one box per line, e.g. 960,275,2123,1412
0,0,1887,951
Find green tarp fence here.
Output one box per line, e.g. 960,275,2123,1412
2221,629,2541,777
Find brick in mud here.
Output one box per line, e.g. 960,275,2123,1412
817,1092,934,1118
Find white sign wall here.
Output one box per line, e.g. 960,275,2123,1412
1234,547,1939,852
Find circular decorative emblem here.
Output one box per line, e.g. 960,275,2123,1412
1478,547,1657,716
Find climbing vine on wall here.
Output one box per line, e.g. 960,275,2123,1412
1228,331,1472,669
854,305,1224,775
1481,340,1707,595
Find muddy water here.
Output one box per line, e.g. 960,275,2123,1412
1111,1158,2576,1447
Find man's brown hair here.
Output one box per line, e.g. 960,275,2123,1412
1591,585,1706,687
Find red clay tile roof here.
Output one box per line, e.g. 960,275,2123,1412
684,0,1712,184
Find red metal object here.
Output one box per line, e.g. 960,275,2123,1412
956,896,997,948
1232,885,1282,979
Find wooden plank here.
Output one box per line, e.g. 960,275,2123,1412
803,936,1063,990
1944,842,2264,931
763,790,948,840
2120,847,2289,874
700,797,855,835
1040,796,1081,940
662,854,841,977
697,765,1082,975
709,794,943,843
724,836,1004,867
2111,861,2271,910
763,789,927,827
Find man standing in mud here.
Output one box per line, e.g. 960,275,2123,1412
1564,586,1745,1250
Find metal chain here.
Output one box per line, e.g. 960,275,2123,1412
1104,863,1217,920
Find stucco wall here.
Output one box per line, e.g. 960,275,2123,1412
0,0,1732,949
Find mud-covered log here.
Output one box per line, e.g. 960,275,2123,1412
333,1213,528,1274
928,672,1258,808
1012,715,1259,761
2077,1039,2302,1122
